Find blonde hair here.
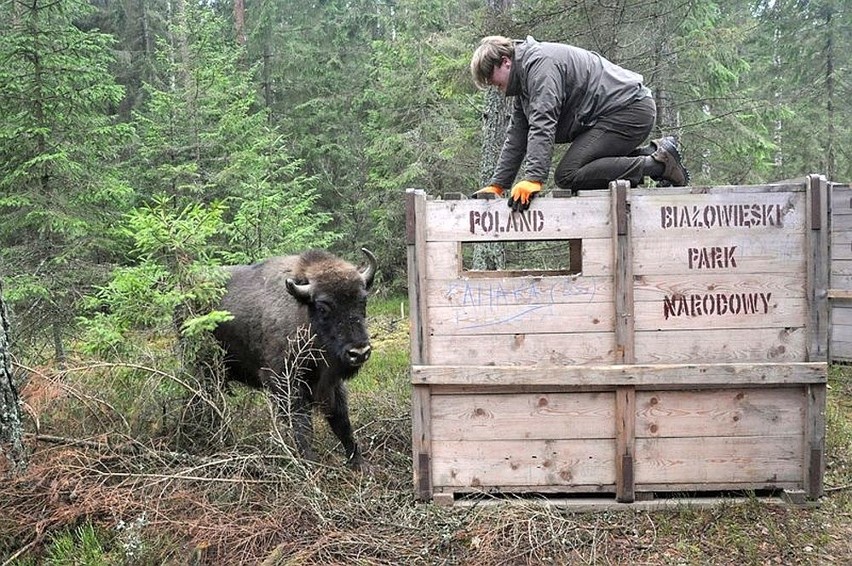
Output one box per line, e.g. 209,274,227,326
470,36,515,90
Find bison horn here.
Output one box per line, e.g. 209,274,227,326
360,248,377,289
285,278,312,303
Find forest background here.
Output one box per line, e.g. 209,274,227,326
0,0,849,360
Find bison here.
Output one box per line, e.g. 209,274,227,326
213,248,377,469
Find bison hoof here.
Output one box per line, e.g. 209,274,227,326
346,454,374,473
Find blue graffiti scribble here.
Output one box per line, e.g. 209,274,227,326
456,304,552,330
445,278,597,307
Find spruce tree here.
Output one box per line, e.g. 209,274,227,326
0,0,133,359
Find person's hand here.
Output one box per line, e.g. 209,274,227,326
508,180,542,212
470,185,504,199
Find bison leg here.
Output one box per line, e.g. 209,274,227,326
290,382,318,463
323,382,363,469
264,369,318,463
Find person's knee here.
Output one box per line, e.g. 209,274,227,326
554,167,578,190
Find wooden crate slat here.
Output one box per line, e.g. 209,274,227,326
631,234,806,276
411,362,827,387
634,327,807,364
425,275,614,308
430,392,615,441
633,297,807,331
829,183,852,363
630,190,806,236
830,262,852,277
635,389,805,438
428,301,615,336
424,196,612,242
428,333,616,366
431,439,616,487
634,273,805,301
829,184,852,216
635,436,803,484
830,307,852,326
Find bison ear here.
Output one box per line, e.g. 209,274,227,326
285,278,312,303
359,248,377,289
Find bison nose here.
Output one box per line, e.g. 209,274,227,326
347,344,372,366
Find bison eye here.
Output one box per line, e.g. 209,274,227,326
315,301,332,316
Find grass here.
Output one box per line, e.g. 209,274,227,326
2,296,851,565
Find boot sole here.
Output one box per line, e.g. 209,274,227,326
657,138,691,186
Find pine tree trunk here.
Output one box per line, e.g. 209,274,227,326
234,0,246,46
0,281,26,475
823,7,836,180
472,78,511,270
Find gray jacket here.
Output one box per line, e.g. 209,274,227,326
490,37,651,188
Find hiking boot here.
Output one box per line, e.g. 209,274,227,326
651,137,691,186
649,136,676,153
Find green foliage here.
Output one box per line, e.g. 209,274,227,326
79,197,230,357
45,521,108,566
0,0,135,356
219,136,338,264
127,2,336,264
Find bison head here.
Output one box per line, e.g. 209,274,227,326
285,248,377,374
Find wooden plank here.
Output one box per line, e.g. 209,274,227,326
613,180,634,364
634,327,807,364
616,385,636,502
830,261,852,276
804,384,826,499
411,362,827,387
830,322,852,341
633,297,807,331
635,388,805,438
827,290,852,299
406,189,433,501
431,439,616,487
631,190,806,236
632,183,805,197
411,385,433,501
829,230,852,259
429,392,615,441
422,241,460,280
428,332,616,366
569,239,583,273
635,436,802,485
807,174,829,361
406,189,430,365
639,481,803,493
612,181,636,503
829,307,852,326
829,274,852,291
634,273,805,301
829,183,852,216
829,330,852,361
424,239,613,279
425,275,614,308
632,234,806,276
428,302,616,336
423,196,612,242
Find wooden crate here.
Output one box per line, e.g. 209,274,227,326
828,180,852,362
406,177,828,505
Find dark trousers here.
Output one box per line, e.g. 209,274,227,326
554,96,657,191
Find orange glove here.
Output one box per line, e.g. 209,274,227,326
508,180,542,212
471,184,504,199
